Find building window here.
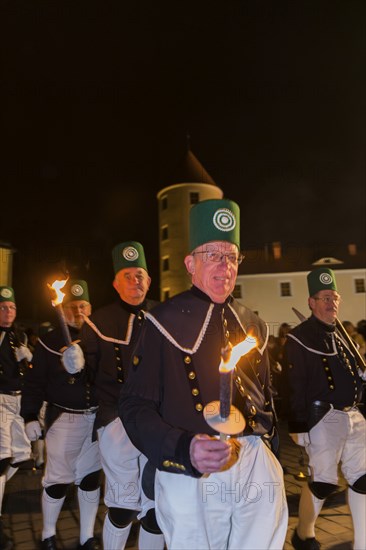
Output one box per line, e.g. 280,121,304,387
280,281,292,297
354,278,366,293
348,243,357,256
232,284,242,299
272,241,282,260
161,196,168,210
163,289,170,301
161,225,168,241
190,192,199,204
162,257,170,271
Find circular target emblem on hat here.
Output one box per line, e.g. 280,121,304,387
71,284,84,297
0,288,12,299
212,208,236,232
319,272,333,285
123,246,139,262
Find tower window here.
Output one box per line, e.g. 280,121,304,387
190,192,199,205
161,226,168,240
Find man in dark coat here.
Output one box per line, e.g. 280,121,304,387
285,267,366,550
76,242,164,550
119,200,288,550
21,280,101,550
0,286,32,550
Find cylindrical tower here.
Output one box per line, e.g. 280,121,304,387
157,150,223,300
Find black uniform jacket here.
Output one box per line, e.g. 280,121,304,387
0,326,28,392
81,297,158,430
284,314,364,433
119,286,273,478
21,325,98,423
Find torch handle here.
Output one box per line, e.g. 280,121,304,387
55,304,72,347
219,370,233,420
336,318,366,372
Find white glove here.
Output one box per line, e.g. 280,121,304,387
25,420,42,441
273,361,282,373
15,345,33,362
358,368,366,381
290,432,310,447
61,343,85,374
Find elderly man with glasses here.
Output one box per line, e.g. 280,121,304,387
119,199,288,550
0,286,33,550
284,267,366,550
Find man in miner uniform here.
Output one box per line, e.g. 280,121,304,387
285,267,366,550
63,242,165,550
0,286,33,550
119,200,288,550
21,279,102,550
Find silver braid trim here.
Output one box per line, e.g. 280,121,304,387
83,314,135,345
145,304,214,354
38,338,62,356
288,333,338,356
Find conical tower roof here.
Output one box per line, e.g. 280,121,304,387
183,149,217,185
158,138,219,188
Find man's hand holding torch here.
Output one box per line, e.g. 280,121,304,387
190,335,257,475
48,279,85,375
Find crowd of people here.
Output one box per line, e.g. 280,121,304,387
0,198,365,550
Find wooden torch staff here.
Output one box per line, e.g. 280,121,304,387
335,318,366,372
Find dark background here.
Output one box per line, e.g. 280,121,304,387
0,0,365,324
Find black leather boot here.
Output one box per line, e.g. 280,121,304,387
40,535,58,550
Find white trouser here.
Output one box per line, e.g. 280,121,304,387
306,407,366,486
155,435,288,550
98,417,154,518
0,394,31,463
42,411,101,487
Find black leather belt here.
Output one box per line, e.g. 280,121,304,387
53,403,98,415
313,400,356,412
0,389,22,396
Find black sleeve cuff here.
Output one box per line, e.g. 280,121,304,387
162,431,203,478
288,420,308,433
22,414,39,423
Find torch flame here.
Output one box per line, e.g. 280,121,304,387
48,279,68,306
219,335,257,373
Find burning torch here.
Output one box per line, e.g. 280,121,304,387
203,335,257,440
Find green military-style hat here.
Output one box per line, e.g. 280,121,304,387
189,199,240,252
63,279,90,303
112,241,148,274
0,286,15,303
307,267,338,297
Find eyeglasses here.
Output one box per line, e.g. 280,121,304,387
313,296,341,305
0,305,17,312
192,251,244,265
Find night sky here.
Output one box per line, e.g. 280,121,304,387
1,0,365,321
